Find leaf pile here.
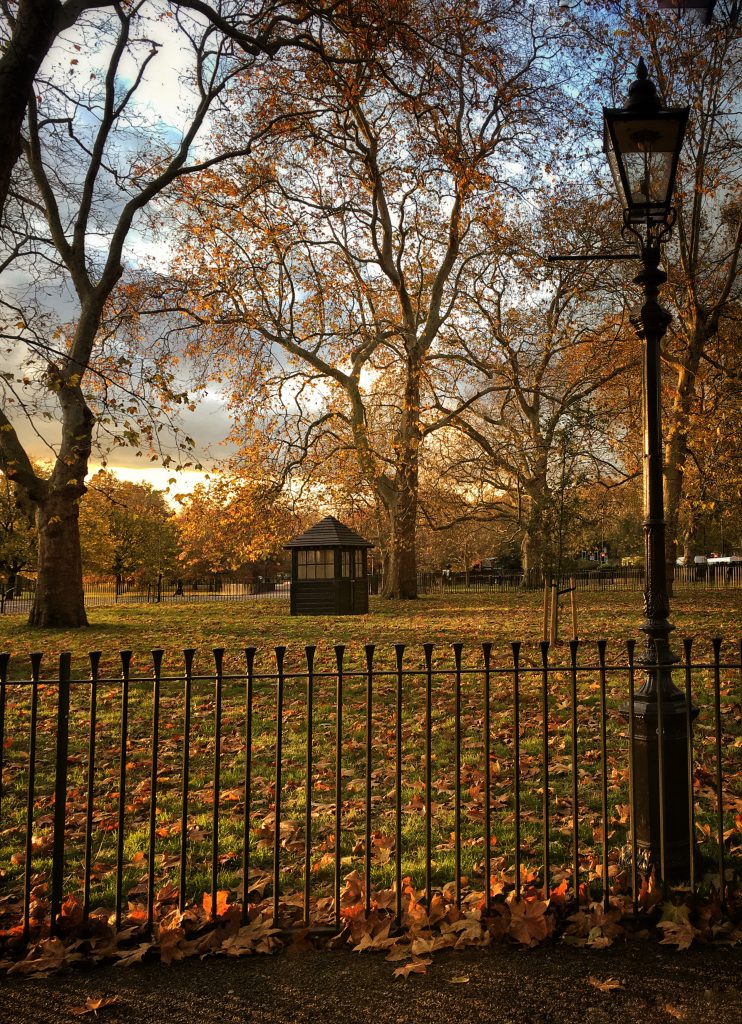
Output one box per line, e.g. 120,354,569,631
1,869,740,979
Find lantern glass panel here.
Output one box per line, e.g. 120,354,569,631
604,110,686,223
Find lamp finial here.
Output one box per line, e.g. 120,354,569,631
626,57,661,113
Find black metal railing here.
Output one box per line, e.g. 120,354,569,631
0,638,738,942
0,575,290,615
418,565,742,594
3,565,739,615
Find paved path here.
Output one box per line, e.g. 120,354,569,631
4,944,742,1024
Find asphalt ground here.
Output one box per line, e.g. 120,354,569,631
2,943,742,1024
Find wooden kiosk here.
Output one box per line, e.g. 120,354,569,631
285,516,373,616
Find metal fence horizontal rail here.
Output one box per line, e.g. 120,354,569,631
0,638,739,944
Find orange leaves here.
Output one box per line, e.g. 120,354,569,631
202,890,231,918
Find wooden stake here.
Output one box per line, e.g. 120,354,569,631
549,579,558,646
543,578,550,643
570,577,578,641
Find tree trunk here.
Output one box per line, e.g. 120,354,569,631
521,529,549,588
520,480,550,586
663,320,707,589
382,483,418,599
380,356,420,599
29,489,87,627
25,375,94,628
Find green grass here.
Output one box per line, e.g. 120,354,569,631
0,588,740,669
0,589,739,926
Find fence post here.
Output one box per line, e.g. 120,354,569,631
51,652,71,935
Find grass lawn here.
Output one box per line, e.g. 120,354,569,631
0,588,740,669
0,589,739,926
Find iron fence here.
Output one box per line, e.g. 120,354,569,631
0,575,291,615
3,565,739,615
0,637,739,942
419,564,742,594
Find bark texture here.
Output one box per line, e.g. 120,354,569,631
29,489,87,627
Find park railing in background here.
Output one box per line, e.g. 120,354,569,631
418,564,742,594
2,565,739,614
0,574,291,616
0,637,738,940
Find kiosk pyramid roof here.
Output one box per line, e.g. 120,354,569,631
284,516,373,549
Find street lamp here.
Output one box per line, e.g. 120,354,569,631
603,59,696,881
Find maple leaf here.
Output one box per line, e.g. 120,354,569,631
658,904,699,951
158,926,186,966
70,995,122,1016
220,919,282,957
393,957,432,980
354,922,396,953
6,937,70,976
385,943,413,962
658,919,698,951
507,896,551,948
202,890,230,918
113,943,152,967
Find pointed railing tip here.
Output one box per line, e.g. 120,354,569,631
364,643,375,670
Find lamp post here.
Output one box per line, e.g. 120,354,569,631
603,59,697,882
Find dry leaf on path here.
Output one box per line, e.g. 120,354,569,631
448,975,470,984
588,976,624,992
70,995,122,1016
662,1005,687,1020
393,957,432,980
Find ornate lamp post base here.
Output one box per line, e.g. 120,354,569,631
627,694,698,882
